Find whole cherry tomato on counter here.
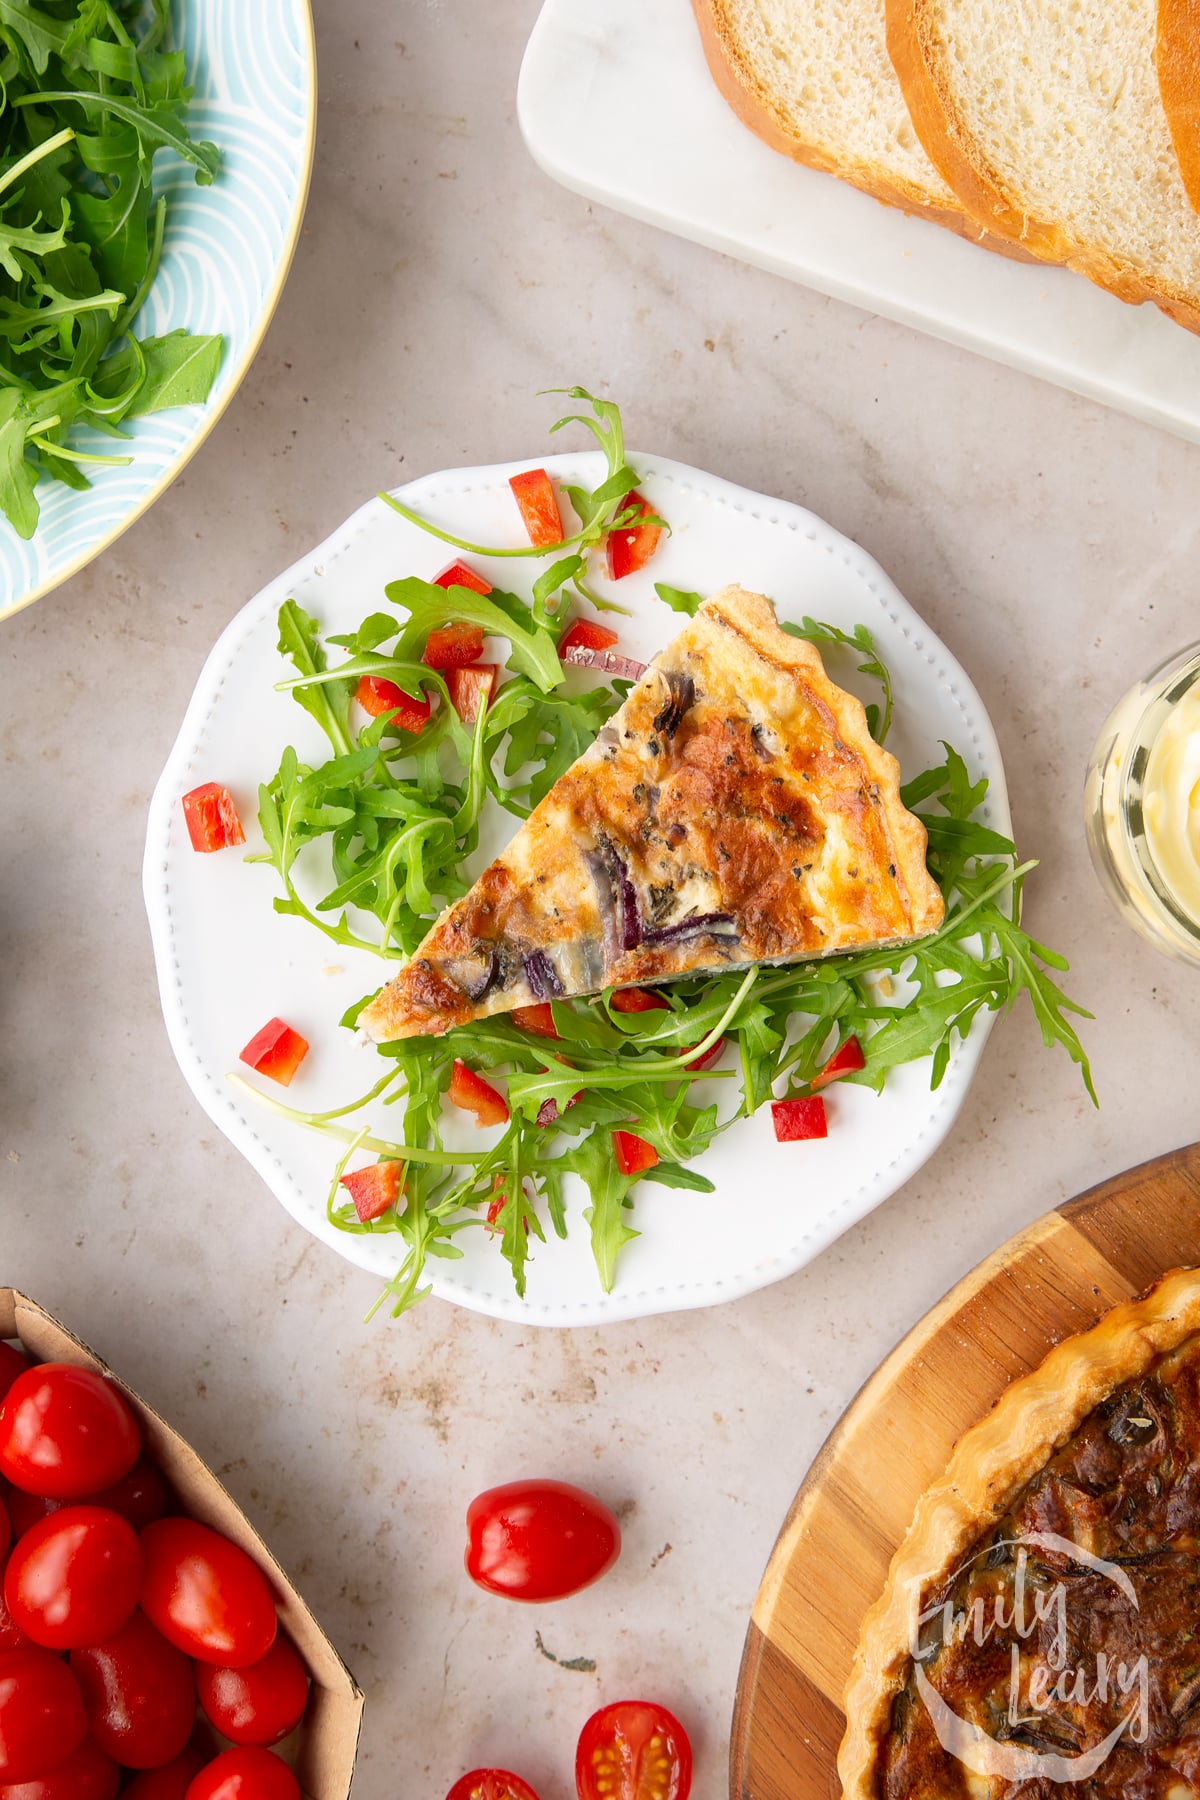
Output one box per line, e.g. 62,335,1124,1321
195,1633,308,1747
70,1608,196,1769
121,1747,208,1800
446,1772,542,1800
0,1648,87,1783
0,1734,119,1800
465,1479,621,1603
139,1519,277,1667
0,1366,140,1499
575,1701,692,1800
184,1747,300,1800
6,1507,141,1649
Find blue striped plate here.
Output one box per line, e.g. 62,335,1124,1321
1,0,316,621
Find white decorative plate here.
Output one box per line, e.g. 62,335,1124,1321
518,0,1200,446
2,0,316,622
143,454,1010,1326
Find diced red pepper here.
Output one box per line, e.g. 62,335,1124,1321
681,1035,726,1072
611,987,670,1014
560,617,620,657
448,1058,510,1128
612,1129,659,1176
447,663,497,725
812,1034,866,1089
509,467,564,547
433,558,492,596
486,1174,531,1235
771,1096,829,1143
423,622,485,670
239,1017,309,1088
511,1002,560,1039
536,1090,584,1129
354,674,432,734
605,490,662,580
182,782,245,853
339,1160,404,1223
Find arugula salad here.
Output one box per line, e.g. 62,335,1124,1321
234,389,1094,1319
0,0,222,538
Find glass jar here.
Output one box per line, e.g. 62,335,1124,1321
1085,642,1200,966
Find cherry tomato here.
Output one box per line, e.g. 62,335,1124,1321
139,1519,277,1667
575,1701,692,1800
70,1609,195,1769
121,1747,208,1800
0,1352,29,1411
87,1457,169,1533
0,1366,140,1500
465,1479,621,1603
195,1633,308,1747
184,1747,300,1800
445,1773,542,1800
0,1735,119,1800
0,1577,30,1656
0,1649,87,1783
6,1506,141,1649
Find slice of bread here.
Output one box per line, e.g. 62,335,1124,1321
885,0,1200,332
690,0,979,235
1158,0,1200,215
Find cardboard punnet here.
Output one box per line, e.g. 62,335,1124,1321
0,1290,363,1799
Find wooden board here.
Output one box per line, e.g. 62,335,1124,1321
729,1142,1200,1800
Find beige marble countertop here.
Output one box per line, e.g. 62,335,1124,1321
4,2,1200,1795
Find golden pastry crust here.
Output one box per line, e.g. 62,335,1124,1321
839,1266,1200,1800
359,586,944,1043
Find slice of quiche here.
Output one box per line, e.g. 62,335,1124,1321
358,585,944,1043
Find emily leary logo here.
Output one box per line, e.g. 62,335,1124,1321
909,1531,1150,1783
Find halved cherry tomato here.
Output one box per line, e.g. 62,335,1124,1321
0,1351,29,1410
338,1161,404,1224
508,468,563,547
559,618,619,657
121,1747,207,1800
447,663,497,725
6,1507,141,1649
576,1700,692,1800
354,675,432,734
610,988,669,1014
238,1019,308,1089
511,1003,559,1040
770,1096,828,1142
139,1519,277,1668
812,1034,866,1088
465,1479,620,1603
70,1609,195,1769
445,1773,542,1800
605,491,662,580
423,623,485,670
680,1036,725,1073
0,1649,87,1783
0,1365,140,1500
0,1734,119,1800
433,559,492,596
184,1748,299,1800
195,1633,308,1748
448,1061,509,1128
181,784,245,854
612,1130,658,1176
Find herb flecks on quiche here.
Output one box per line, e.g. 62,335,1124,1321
840,1268,1200,1800
358,586,944,1043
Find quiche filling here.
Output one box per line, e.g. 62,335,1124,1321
359,586,943,1042
882,1335,1200,1800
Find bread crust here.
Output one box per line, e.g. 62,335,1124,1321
1158,0,1200,215
838,1266,1200,1800
886,0,1200,334
359,586,944,1043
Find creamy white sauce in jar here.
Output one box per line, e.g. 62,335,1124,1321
1143,689,1200,924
